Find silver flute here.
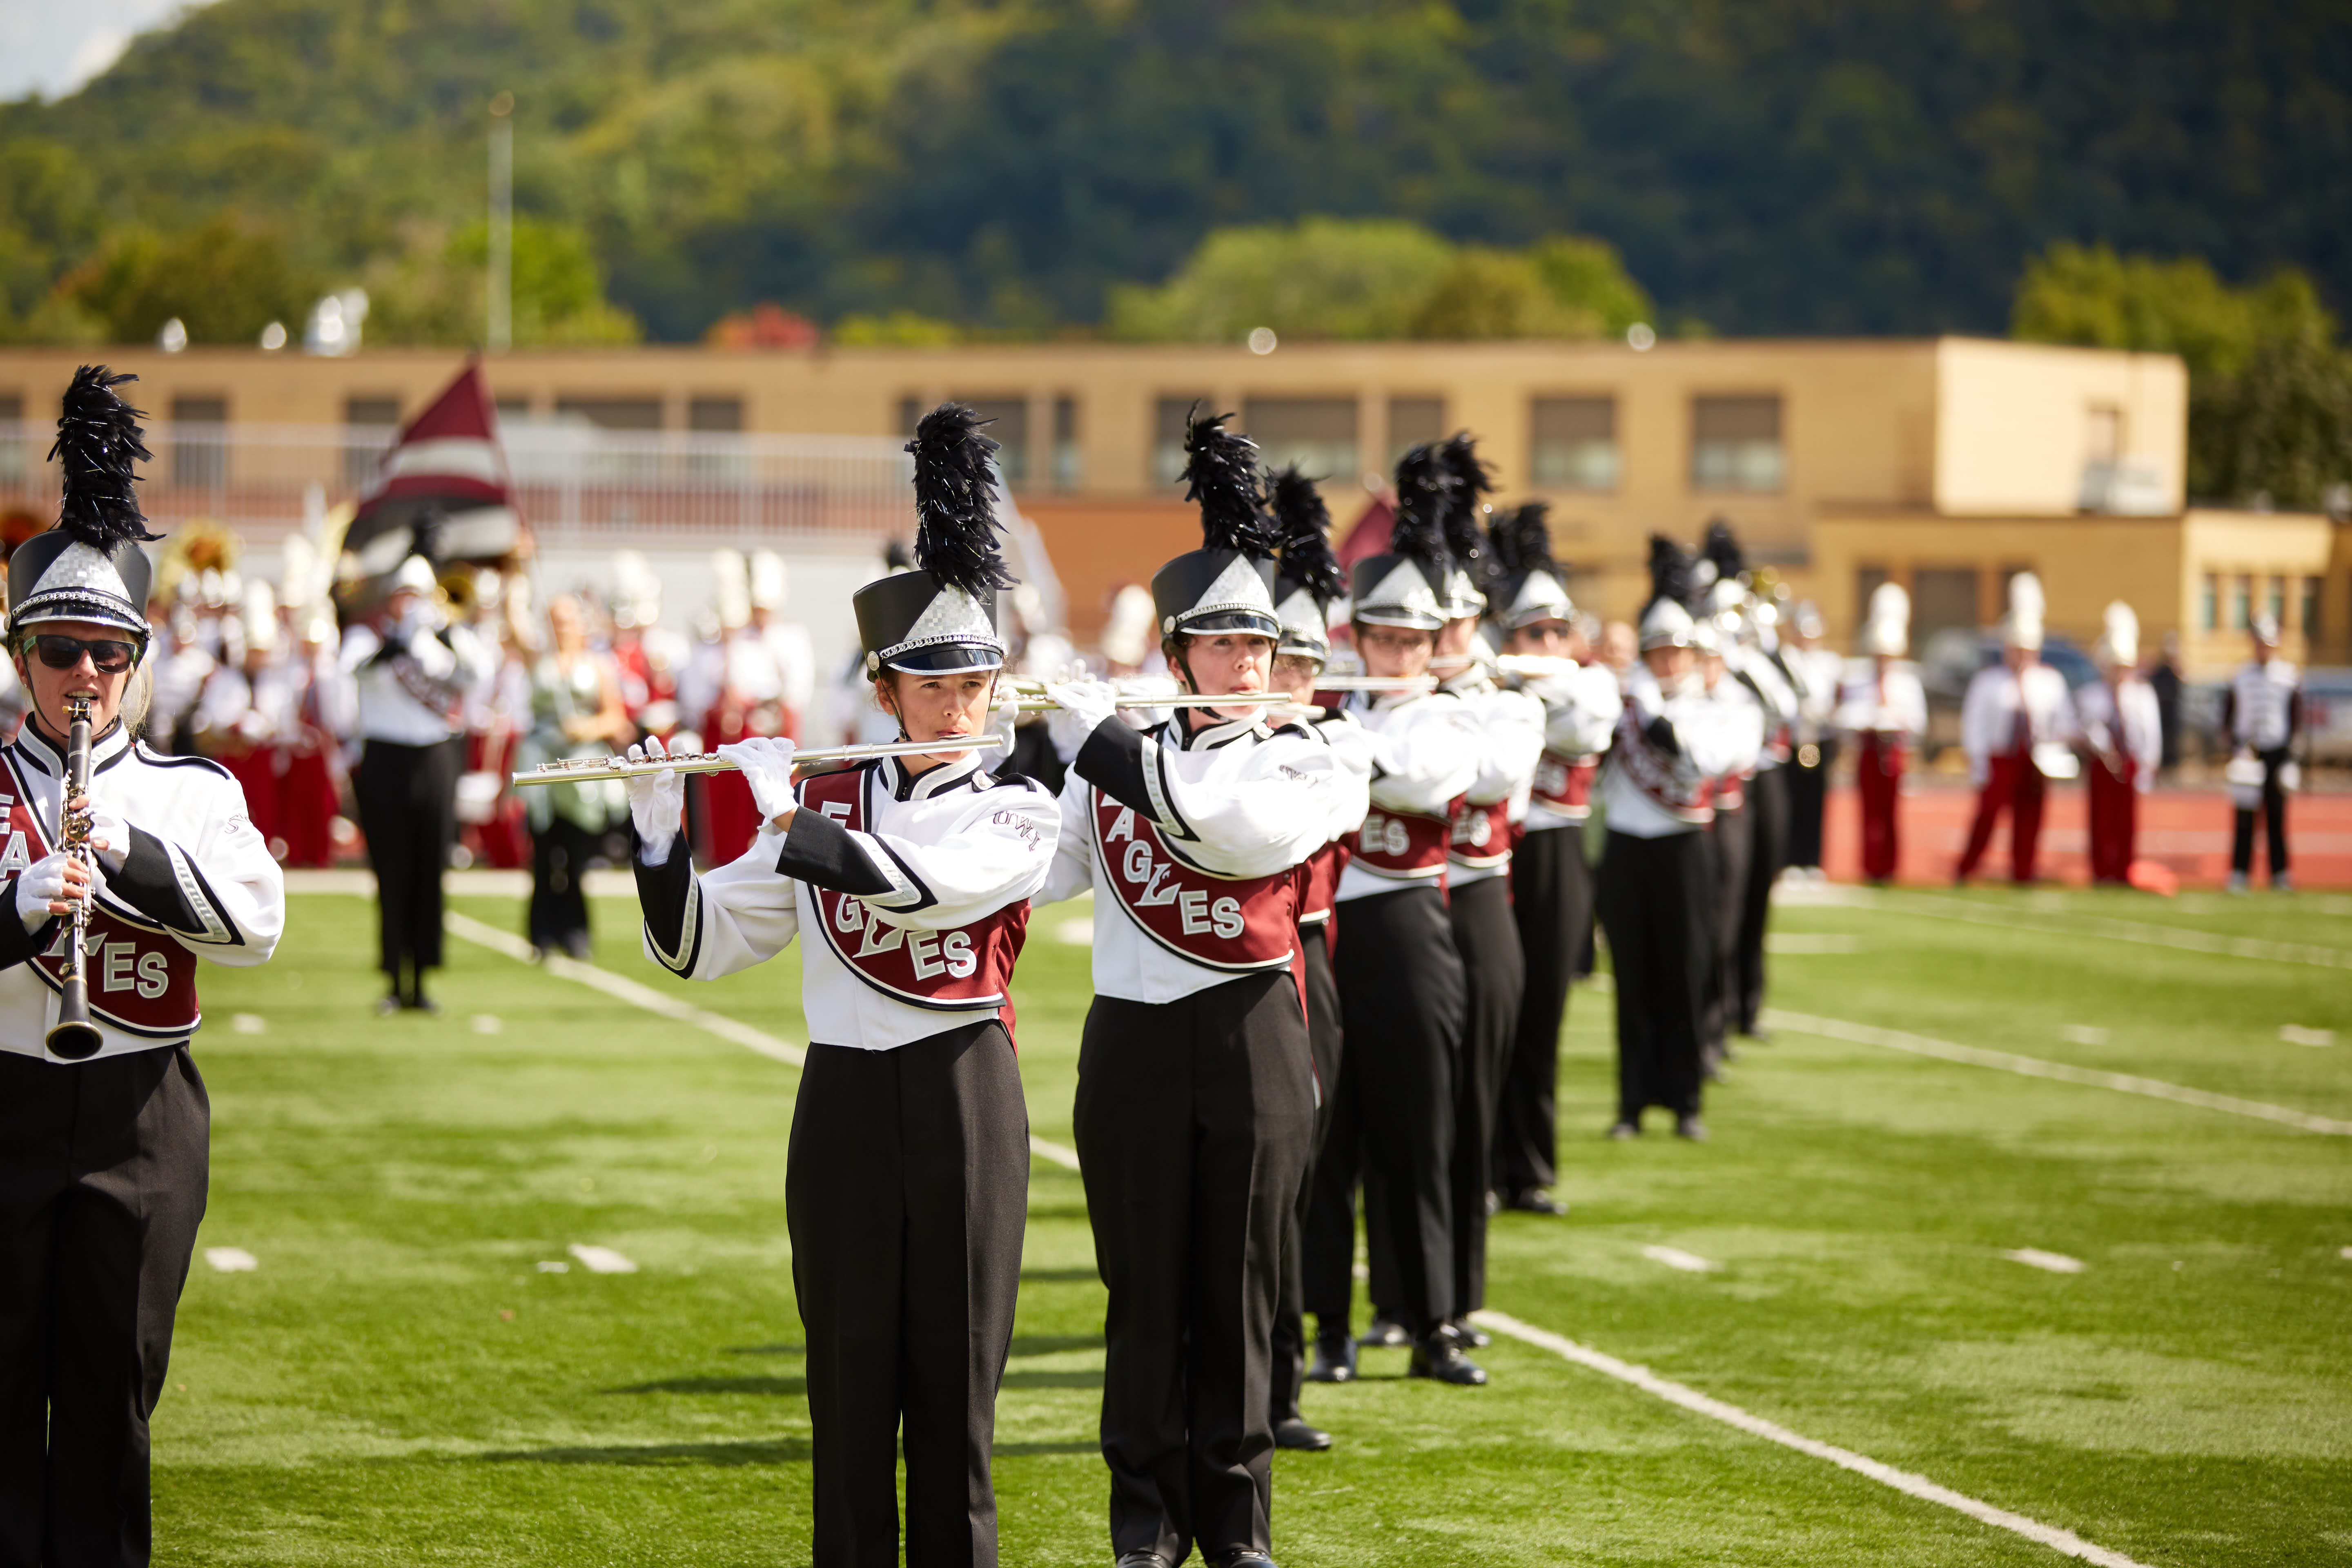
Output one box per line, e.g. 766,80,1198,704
511,733,1006,788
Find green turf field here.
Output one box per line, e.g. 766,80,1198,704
151,883,2351,1566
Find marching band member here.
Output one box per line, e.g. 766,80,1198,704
1835,584,1925,885
2078,602,2161,886
1488,503,1619,1214
1955,572,2077,886
629,406,1057,1568
1302,443,1487,1388
1428,437,1543,1340
1781,601,1840,876
1038,411,1361,1568
0,368,285,1567
1262,466,1366,1454
519,595,630,959
190,580,294,855
1600,539,1750,1140
1693,613,1764,1070
1700,523,1795,1043
341,552,497,1013
2221,613,2303,892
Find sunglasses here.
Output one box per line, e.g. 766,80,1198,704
31,634,140,674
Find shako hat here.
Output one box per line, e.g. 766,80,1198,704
1351,443,1454,631
1694,516,1748,620
10,366,160,645
1435,432,1494,618
853,403,1015,676
2001,570,2045,652
1269,465,1346,664
1863,581,1911,657
1487,501,1571,630
1637,535,1699,650
1152,407,1281,640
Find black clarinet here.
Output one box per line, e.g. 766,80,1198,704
46,696,103,1060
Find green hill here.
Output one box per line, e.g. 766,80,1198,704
2,0,2347,344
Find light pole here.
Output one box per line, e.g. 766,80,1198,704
487,90,514,353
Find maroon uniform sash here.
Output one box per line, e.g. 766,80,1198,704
1091,791,1296,971
1447,797,1513,869
1352,802,1454,880
797,766,1030,1014
1295,838,1350,927
2,756,201,1040
1531,750,1598,816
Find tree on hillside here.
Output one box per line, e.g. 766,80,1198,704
61,217,314,344
366,216,639,347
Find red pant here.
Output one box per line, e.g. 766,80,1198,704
2087,754,2138,884
280,749,339,867
1856,732,1904,882
219,749,283,851
1957,753,2046,883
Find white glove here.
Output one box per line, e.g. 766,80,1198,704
15,849,76,933
83,802,130,874
717,735,800,826
1046,681,1120,764
624,737,686,863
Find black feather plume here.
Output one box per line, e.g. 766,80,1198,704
1646,534,1694,613
1389,443,1456,585
1181,406,1277,559
1436,431,1493,568
906,403,1016,596
1488,502,1557,579
49,365,159,547
1270,465,1346,604
1700,516,1746,583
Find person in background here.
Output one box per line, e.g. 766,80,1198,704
1598,619,1637,686
2220,614,2303,893
190,580,294,856
279,596,353,869
2077,601,2161,887
2148,630,2185,775
1781,601,1842,876
1835,585,1926,886
1954,572,2076,886
519,594,630,959
343,554,498,1013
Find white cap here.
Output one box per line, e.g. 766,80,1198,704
392,555,437,596
711,549,750,630
1864,581,1909,657
1100,583,1156,667
243,579,280,654
750,550,787,612
2001,571,2045,651
1638,595,1697,651
2095,600,2139,668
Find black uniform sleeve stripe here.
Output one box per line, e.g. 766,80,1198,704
636,839,699,973
109,826,205,934
0,879,55,970
774,807,899,898
1074,719,1156,816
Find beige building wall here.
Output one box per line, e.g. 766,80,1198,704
1933,339,2186,516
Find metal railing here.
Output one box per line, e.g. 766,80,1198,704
0,420,916,546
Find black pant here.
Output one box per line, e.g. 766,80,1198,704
1736,767,1789,1035
1599,831,1711,1123
788,1022,1029,1568
1307,886,1465,1343
1271,925,1343,1425
527,817,598,953
2230,747,2292,881
0,1047,209,1568
355,737,461,991
1074,973,1314,1566
1702,802,1749,1055
1784,739,1834,869
1443,876,1523,1316
1496,827,1592,1194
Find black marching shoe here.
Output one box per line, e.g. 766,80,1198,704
1357,1316,1410,1349
1448,1315,1491,1349
1675,1114,1709,1141
1501,1187,1568,1216
1305,1331,1356,1383
1272,1416,1333,1451
1608,1120,1639,1140
374,993,403,1017
1213,1555,1278,1568
1114,1553,1172,1568
1408,1326,1489,1386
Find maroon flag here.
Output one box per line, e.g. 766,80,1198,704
347,360,521,568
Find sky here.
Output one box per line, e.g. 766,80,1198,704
0,0,201,104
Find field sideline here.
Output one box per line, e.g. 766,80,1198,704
152,884,2350,1566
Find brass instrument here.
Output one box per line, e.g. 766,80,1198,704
46,696,103,1060
511,733,1006,788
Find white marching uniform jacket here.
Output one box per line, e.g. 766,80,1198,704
1042,713,1365,1005
1726,644,1800,771
341,617,498,745
638,752,1059,1049
1833,665,1928,740
2227,658,2301,752
1960,662,2078,784
1521,662,1623,834
2075,677,2163,787
1599,667,1756,840
1436,672,1545,888
1332,690,1485,904
0,722,285,1062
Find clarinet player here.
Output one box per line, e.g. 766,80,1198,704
0,368,287,1567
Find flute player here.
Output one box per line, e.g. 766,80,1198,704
0,366,286,1568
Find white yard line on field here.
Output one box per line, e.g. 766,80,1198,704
438,910,1085,1172
1472,1310,2154,1568
2002,1248,2087,1274
1878,891,2352,972
1765,1008,2352,1137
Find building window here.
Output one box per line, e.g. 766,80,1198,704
2267,575,2287,629
170,396,228,489
2201,574,2218,631
1692,394,1783,492
1530,396,1619,490
2085,403,2122,464
1155,396,1211,486
343,396,400,488
955,398,1029,487
1053,396,1082,492
1241,398,1357,483
2231,575,2251,631
1388,396,1444,466
555,397,662,430
0,393,22,484
2303,575,2323,639
494,396,531,423
1913,568,1980,647
898,396,922,438
689,397,743,433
